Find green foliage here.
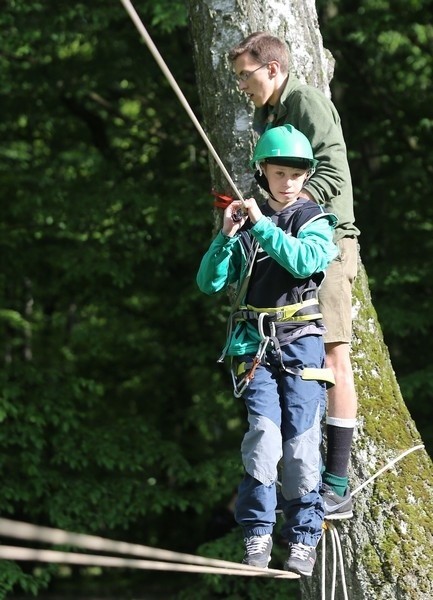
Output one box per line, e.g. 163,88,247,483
1,0,432,596
0,0,241,595
0,560,52,597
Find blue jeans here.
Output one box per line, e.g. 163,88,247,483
234,335,325,547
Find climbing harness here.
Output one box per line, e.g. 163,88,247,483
229,300,335,398
231,333,271,398
119,0,247,210
231,331,335,398
234,297,323,324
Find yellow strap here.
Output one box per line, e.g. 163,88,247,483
236,361,248,376
244,298,322,322
237,362,334,386
284,312,322,322
302,367,335,386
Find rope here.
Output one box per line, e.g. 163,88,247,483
0,443,425,589
119,0,246,206
321,526,326,600
328,525,337,599
320,442,425,599
0,518,297,580
351,443,424,498
333,526,348,600
0,545,295,578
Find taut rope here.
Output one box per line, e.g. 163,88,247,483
119,0,246,206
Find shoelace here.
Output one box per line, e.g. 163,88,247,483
245,535,271,555
289,543,311,560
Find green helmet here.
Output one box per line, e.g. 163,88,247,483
251,124,318,169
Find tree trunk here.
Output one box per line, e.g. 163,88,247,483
187,1,433,598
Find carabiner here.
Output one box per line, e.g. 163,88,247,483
258,312,275,340
231,336,271,398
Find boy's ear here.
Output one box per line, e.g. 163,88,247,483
254,169,271,195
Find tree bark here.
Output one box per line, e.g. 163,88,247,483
187,1,433,598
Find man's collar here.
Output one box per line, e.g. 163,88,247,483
272,74,300,120
253,74,301,132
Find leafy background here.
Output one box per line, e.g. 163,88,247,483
1,0,432,597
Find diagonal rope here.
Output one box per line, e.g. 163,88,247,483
320,443,425,599
350,443,424,498
119,0,246,206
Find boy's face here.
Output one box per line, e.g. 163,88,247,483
232,52,281,107
263,163,309,210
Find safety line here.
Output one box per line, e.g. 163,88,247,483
320,442,425,600
351,443,424,497
333,526,348,600
119,0,246,206
321,527,327,600
329,525,337,600
321,524,348,600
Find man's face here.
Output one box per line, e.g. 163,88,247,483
232,53,277,107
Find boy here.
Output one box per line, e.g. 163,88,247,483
229,32,359,518
196,124,338,576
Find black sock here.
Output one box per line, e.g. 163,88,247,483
324,417,356,495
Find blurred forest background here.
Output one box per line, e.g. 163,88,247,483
1,0,432,598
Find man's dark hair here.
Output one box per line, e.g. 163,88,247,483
229,32,290,74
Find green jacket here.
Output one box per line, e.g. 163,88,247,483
254,75,360,241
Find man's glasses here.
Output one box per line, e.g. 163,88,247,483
235,63,269,82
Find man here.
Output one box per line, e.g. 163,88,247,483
229,32,359,519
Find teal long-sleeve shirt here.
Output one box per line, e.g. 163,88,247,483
197,207,338,356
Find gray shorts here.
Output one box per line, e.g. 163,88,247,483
319,237,358,344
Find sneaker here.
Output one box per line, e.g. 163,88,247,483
242,534,273,568
284,542,316,577
321,483,353,520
